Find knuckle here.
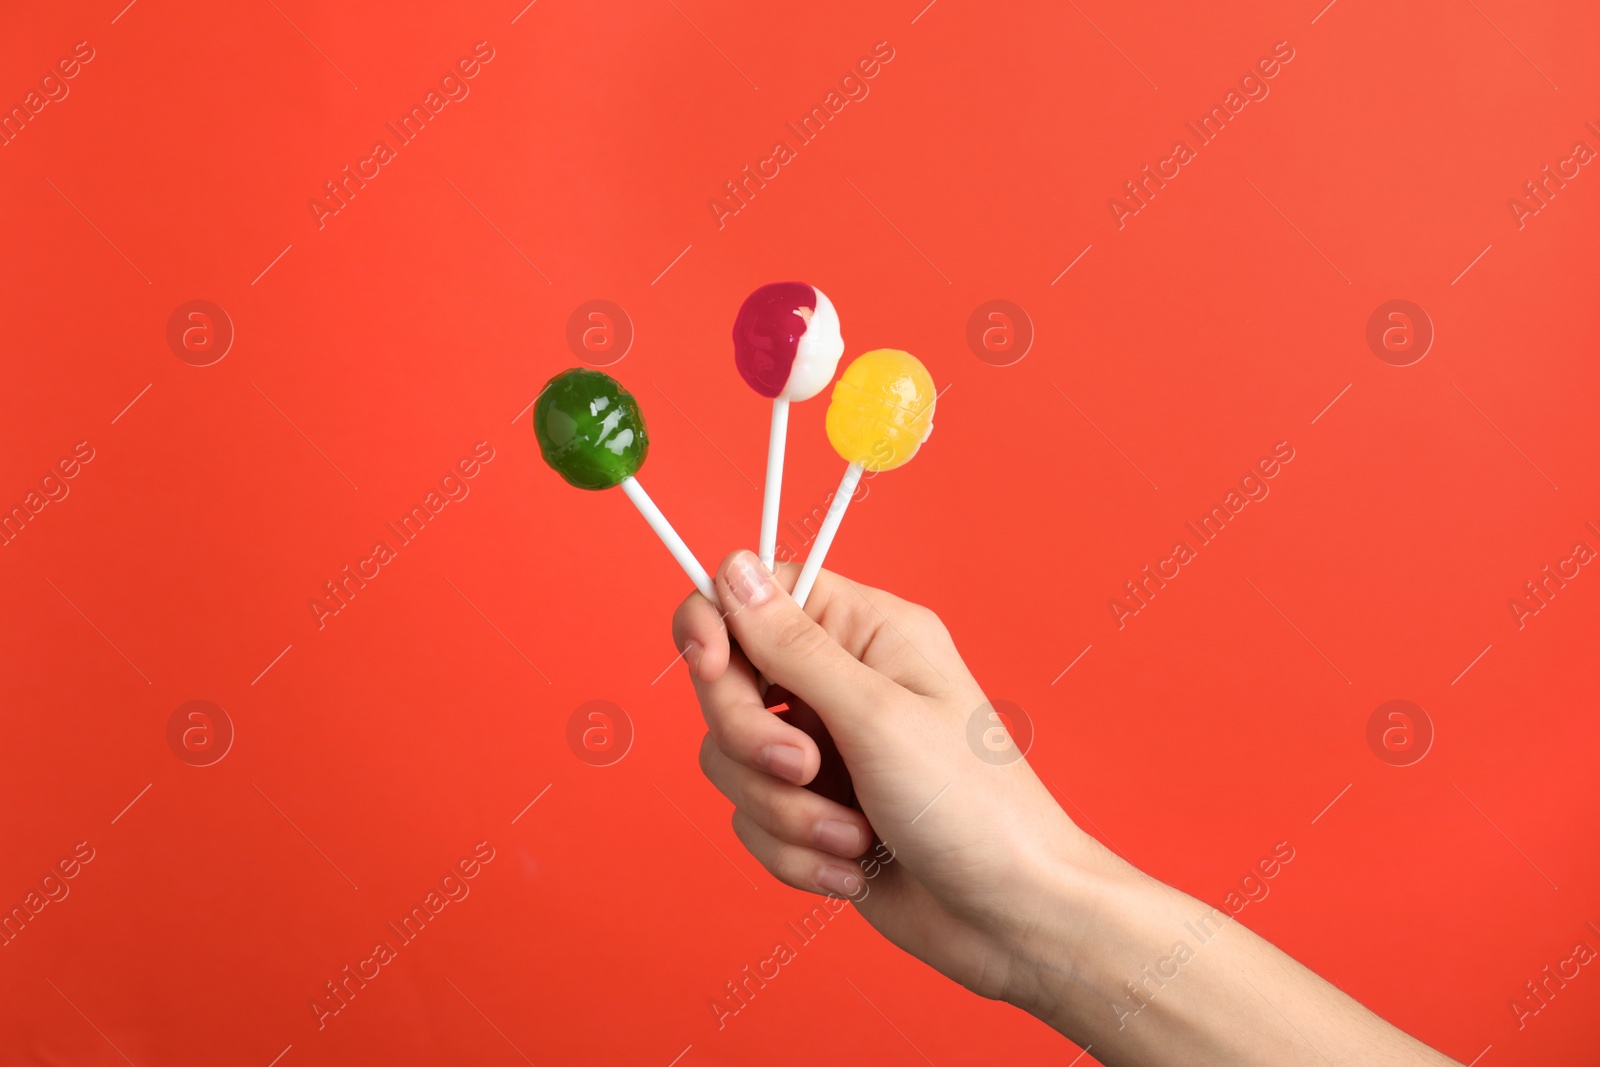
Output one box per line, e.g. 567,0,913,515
673,591,726,653
701,691,776,767
697,732,717,776
890,600,951,649
770,611,825,658
705,716,738,762
907,602,948,638
747,784,800,835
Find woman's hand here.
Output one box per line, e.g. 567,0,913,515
673,550,1463,1067
671,550,1114,1008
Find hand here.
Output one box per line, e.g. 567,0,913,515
671,550,1113,1007
673,550,1464,1067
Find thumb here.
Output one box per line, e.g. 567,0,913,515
715,550,902,750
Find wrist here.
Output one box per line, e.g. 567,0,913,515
993,830,1172,1038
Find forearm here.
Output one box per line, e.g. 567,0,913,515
1002,848,1461,1066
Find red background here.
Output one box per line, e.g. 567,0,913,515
2,0,1597,1063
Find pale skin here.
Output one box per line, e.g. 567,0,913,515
672,550,1463,1067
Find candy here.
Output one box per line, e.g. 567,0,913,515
533,368,649,490
825,348,936,471
732,282,845,401
734,282,847,570
533,368,712,598
793,349,936,608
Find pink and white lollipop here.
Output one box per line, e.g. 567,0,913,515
733,282,845,569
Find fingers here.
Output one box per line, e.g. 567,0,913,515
731,810,867,898
702,661,823,785
670,589,729,684
715,551,905,750
701,736,872,860
772,561,961,698
675,587,822,785
674,552,965,699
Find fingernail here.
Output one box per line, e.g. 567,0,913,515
682,640,702,672
763,744,806,783
728,552,773,606
815,865,861,898
815,819,862,856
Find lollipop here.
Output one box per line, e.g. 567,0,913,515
533,368,714,599
733,282,846,570
791,349,936,608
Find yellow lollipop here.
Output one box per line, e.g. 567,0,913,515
794,349,937,606
825,348,937,472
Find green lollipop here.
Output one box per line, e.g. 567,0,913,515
532,368,713,597
534,368,649,490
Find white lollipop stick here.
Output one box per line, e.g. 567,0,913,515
792,462,863,610
758,397,789,571
620,476,714,599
